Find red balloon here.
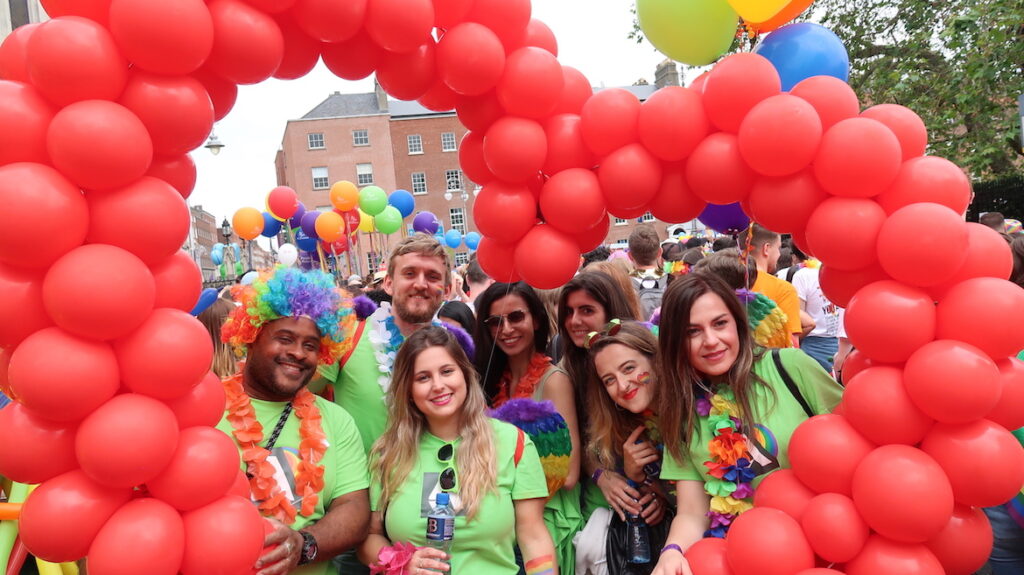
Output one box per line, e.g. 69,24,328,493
921,419,1024,507
839,348,882,385
108,0,213,75
0,263,52,348
43,244,155,341
685,537,732,575
150,252,203,313
291,0,365,42
19,470,132,562
575,216,611,253
514,224,580,289
801,493,870,563
937,277,1024,360
192,67,238,122
747,171,828,234
87,177,191,265
483,116,546,183
554,65,593,115
852,445,954,542
875,156,972,215
164,371,228,429
476,237,520,283
818,263,890,309
904,340,1000,424
116,308,214,400
0,402,78,484
789,414,875,495
813,117,902,198
149,427,240,511
271,17,320,80
473,181,537,243
378,41,437,101
433,0,472,28
579,88,641,156
925,504,993,575
703,53,781,133
805,197,886,271
876,203,969,287
267,185,299,219
789,75,860,131
599,143,662,212
648,161,707,224
725,507,815,575
844,367,934,446
861,104,927,160
180,496,265,575
845,280,935,363
988,357,1024,430
542,114,598,175
0,22,38,82
686,132,757,205
206,0,283,85
437,23,505,96
364,0,433,54
929,222,1013,300
417,77,459,112
0,163,88,270
39,0,111,25
738,94,822,177
229,468,251,499
457,130,493,184
515,18,558,55
76,393,180,488
8,327,120,422
88,498,185,575
147,154,197,199
540,168,607,234
26,16,127,106
0,80,55,165
455,91,504,133
47,100,154,191
846,535,944,575
322,29,387,81
496,47,563,119
638,86,709,162
465,0,531,49
753,468,816,522
119,72,214,156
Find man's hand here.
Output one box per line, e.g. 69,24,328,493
255,518,303,575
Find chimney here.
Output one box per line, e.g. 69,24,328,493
654,59,680,88
374,80,389,112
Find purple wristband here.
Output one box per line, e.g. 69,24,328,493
661,544,683,556
591,468,604,483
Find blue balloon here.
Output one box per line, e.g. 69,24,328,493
698,203,750,235
294,228,318,252
388,189,416,218
232,243,241,260
463,231,481,251
444,229,462,249
261,212,282,238
754,23,849,91
210,246,224,265
190,288,219,316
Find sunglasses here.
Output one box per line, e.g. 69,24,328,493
583,319,622,350
437,443,458,492
483,309,528,330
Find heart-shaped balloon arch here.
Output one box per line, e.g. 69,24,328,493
1,0,1023,573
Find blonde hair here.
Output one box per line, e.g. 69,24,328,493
387,233,453,287
199,298,238,378
370,326,497,519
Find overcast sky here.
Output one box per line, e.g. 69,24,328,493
187,0,681,234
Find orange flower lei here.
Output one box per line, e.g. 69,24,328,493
492,352,553,407
223,368,328,524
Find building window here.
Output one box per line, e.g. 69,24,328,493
312,166,329,190
307,133,325,150
450,207,466,234
411,172,427,195
367,252,382,274
445,170,463,191
408,134,423,154
441,132,457,152
356,163,374,186
613,217,628,226
639,212,655,223
454,252,469,266
352,129,369,146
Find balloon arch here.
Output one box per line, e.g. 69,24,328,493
0,0,1023,573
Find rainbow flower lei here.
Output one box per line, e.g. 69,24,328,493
697,383,755,538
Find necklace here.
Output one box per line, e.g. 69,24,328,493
367,303,441,395
223,368,327,524
492,352,552,407
695,383,756,538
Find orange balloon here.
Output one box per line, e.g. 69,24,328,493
747,0,814,33
232,207,263,240
314,211,345,242
330,180,359,211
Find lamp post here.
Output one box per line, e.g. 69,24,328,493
205,131,225,155
220,218,234,278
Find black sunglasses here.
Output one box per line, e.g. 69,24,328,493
437,443,457,491
483,309,528,330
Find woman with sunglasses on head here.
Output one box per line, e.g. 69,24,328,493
650,273,842,575
474,282,583,575
360,326,557,575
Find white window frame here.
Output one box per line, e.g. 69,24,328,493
307,133,325,150
454,252,469,266
311,166,329,190
408,134,423,155
450,207,466,234
441,132,457,152
411,172,427,195
640,212,656,223
356,163,374,186
613,217,628,226
352,129,369,147
445,170,463,192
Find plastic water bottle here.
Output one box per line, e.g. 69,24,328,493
425,492,455,571
625,480,651,564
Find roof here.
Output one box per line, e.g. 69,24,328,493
302,92,386,119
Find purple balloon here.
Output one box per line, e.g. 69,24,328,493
300,210,322,239
698,203,750,235
288,202,307,229
412,211,440,235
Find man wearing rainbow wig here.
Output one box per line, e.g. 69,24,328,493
219,266,370,575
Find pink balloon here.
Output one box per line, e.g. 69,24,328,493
88,498,185,575
483,116,546,183
26,16,128,106
813,117,902,198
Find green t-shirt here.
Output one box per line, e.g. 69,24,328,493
661,348,843,484
216,395,370,575
370,419,549,574
318,322,385,454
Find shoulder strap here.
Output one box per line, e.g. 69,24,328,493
786,266,799,283
771,349,814,418
514,427,526,467
338,320,366,369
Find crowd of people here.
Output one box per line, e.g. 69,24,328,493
204,214,1024,575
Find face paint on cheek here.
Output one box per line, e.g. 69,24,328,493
637,372,652,385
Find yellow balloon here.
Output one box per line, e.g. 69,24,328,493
232,207,264,240
357,209,375,233
637,0,738,66
726,0,789,24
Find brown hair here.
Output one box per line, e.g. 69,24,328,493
1011,235,1024,288
628,224,661,266
199,298,238,378
583,260,643,321
693,248,757,290
387,233,452,286
736,223,780,252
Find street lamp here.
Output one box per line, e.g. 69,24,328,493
220,218,232,243
205,131,225,155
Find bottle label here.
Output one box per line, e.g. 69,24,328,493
426,515,454,542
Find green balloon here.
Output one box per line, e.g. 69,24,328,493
374,206,403,235
637,0,738,66
358,185,388,216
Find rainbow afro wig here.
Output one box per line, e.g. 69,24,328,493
221,266,356,365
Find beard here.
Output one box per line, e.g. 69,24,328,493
394,291,442,325
244,352,315,401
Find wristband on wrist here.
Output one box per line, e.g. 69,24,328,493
661,544,683,556
591,468,604,483
370,542,421,575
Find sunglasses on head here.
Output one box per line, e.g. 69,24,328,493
583,319,623,350
437,443,458,491
483,309,528,330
